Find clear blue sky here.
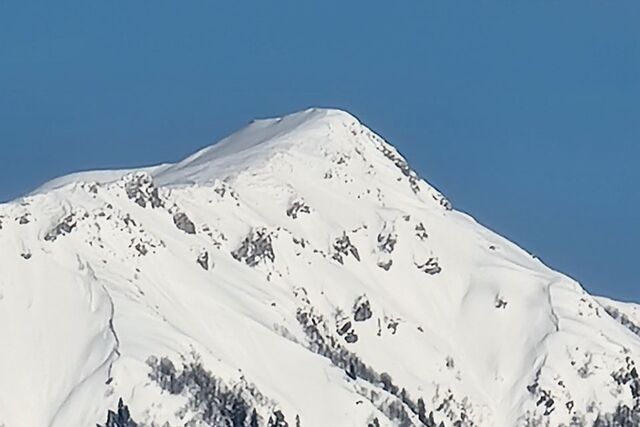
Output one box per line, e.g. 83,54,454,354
1,1,638,301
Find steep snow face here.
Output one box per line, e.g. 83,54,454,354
1,108,639,427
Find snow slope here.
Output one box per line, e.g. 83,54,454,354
1,108,639,427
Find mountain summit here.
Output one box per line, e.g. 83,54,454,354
35,109,369,192
1,109,639,427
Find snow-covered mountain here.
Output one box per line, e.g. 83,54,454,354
1,108,639,427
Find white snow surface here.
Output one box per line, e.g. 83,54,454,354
1,108,639,427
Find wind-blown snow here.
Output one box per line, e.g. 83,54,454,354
1,108,638,427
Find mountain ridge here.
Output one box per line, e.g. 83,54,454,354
1,108,639,427
32,108,360,196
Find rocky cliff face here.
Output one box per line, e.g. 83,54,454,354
0,109,638,427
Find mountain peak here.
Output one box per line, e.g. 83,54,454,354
33,108,362,196
3,109,640,427
153,107,363,187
